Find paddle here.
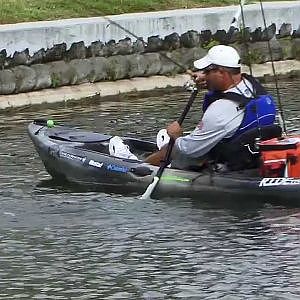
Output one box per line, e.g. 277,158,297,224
140,88,198,199
139,0,245,199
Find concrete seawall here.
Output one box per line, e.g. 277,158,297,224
1,2,299,56
1,60,300,110
1,2,300,110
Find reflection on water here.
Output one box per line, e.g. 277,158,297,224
0,80,300,298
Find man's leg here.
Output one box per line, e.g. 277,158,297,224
144,147,168,166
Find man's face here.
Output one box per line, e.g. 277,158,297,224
203,66,225,91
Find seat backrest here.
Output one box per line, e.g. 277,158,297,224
235,124,282,145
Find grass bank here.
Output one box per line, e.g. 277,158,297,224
1,0,280,24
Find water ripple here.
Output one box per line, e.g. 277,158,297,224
0,81,300,298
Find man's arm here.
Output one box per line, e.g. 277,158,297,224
144,121,183,166
175,100,244,158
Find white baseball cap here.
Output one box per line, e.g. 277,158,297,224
194,45,241,70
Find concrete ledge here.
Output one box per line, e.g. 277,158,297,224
1,59,300,110
0,74,189,110
1,1,300,57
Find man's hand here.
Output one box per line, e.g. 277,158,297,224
190,71,207,89
167,121,183,140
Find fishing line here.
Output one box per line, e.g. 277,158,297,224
102,15,188,72
102,2,252,75
259,0,287,134
239,0,253,76
237,0,265,140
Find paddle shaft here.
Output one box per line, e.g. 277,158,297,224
156,89,198,177
140,89,198,199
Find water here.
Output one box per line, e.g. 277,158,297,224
1,80,300,299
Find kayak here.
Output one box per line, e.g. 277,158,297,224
28,120,300,205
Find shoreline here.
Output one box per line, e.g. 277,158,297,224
1,2,300,109
1,59,300,111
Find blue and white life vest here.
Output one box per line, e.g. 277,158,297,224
205,74,280,170
203,74,276,139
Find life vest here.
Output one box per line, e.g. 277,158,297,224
203,74,276,137
205,74,279,170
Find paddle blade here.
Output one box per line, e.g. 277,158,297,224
140,176,160,199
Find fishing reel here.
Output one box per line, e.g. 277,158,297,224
183,81,197,92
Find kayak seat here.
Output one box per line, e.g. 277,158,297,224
210,124,282,171
77,137,157,159
234,124,282,146
124,138,157,154
78,142,110,154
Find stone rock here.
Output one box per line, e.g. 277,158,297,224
180,47,207,70
241,40,283,64
11,49,31,66
146,35,163,52
127,54,147,77
44,43,67,63
48,60,76,87
89,57,109,82
31,48,45,65
251,27,262,42
180,30,200,48
278,23,292,38
261,23,276,41
103,40,118,56
69,59,93,84
0,69,16,94
132,39,145,53
200,30,213,46
143,53,161,76
0,49,7,69
163,32,181,51
278,39,294,59
228,27,251,44
106,55,130,80
226,27,239,44
213,30,227,44
161,48,186,73
66,41,86,61
12,65,36,93
291,38,300,60
3,57,13,69
164,46,207,74
31,64,52,90
159,51,180,75
87,41,105,57
292,26,300,38
116,37,133,55
265,39,283,61
237,27,251,43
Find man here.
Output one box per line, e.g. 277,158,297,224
145,45,278,170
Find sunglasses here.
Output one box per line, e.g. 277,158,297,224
202,64,220,74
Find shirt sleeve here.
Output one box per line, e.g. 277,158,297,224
175,99,244,158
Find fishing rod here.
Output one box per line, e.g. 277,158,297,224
238,0,253,75
102,15,188,72
139,3,248,200
238,0,287,134
258,0,287,134
102,2,245,75
228,0,246,35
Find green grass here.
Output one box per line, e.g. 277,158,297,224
0,0,262,24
